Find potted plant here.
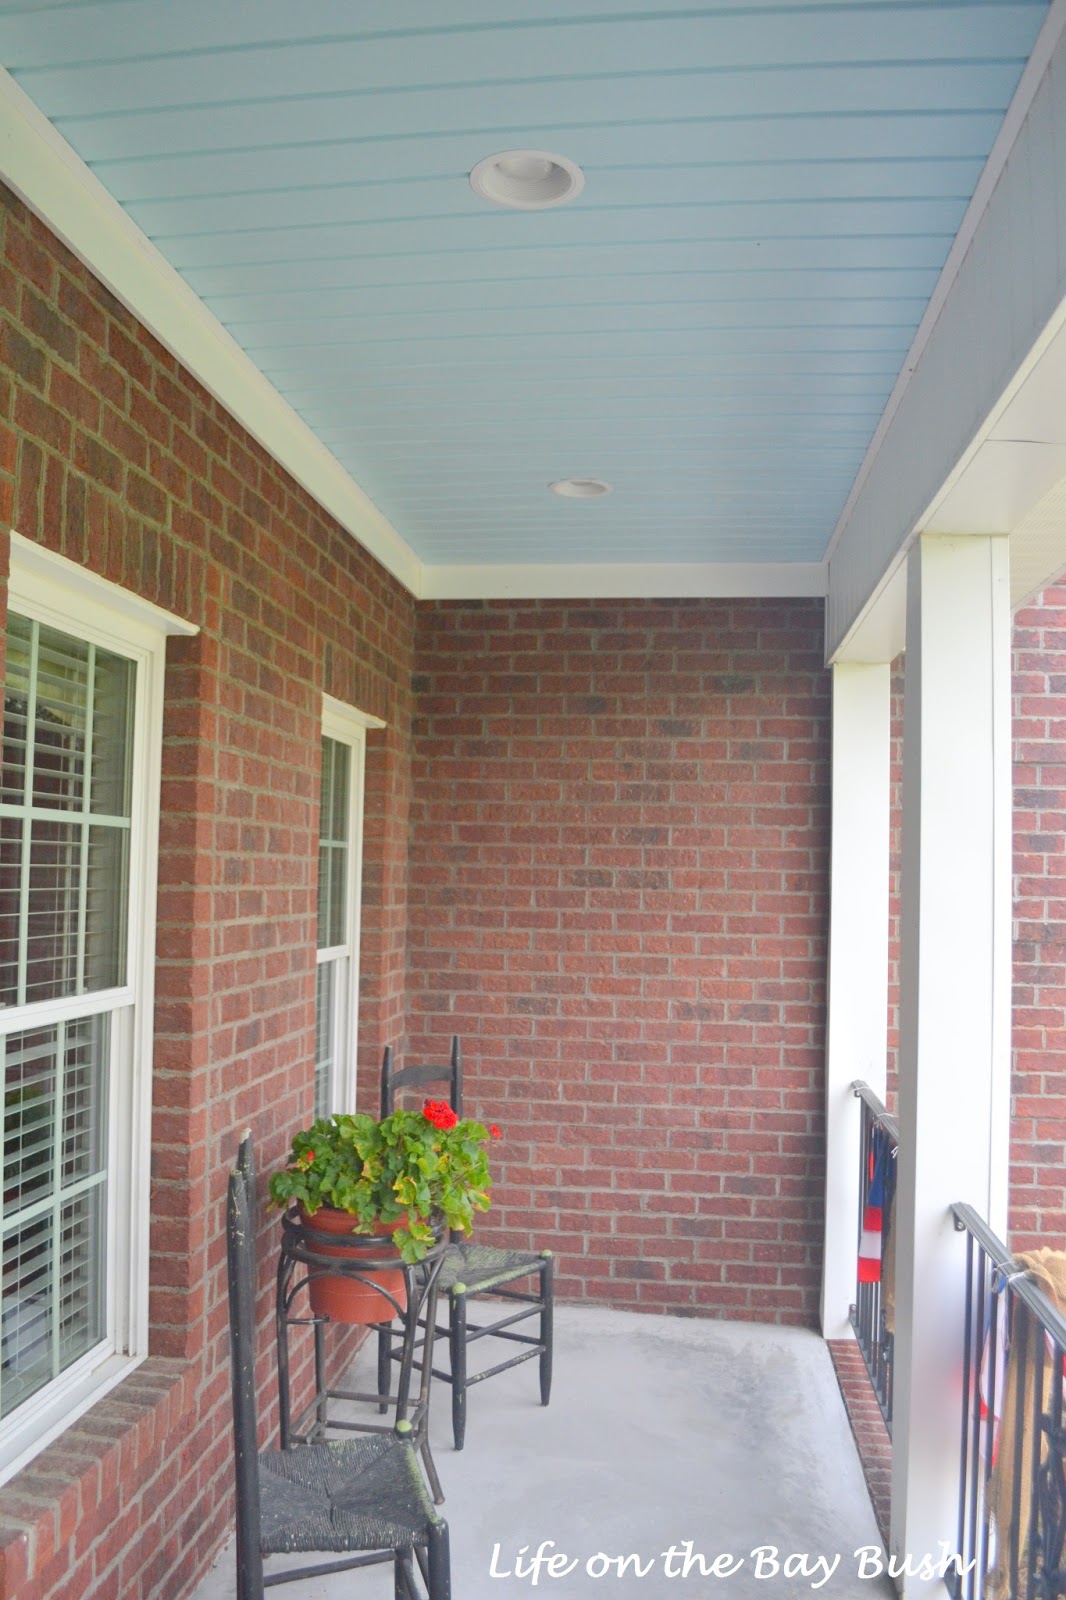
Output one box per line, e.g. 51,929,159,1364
269,1100,498,1323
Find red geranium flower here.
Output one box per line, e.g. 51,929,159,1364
423,1098,459,1131
490,1125,502,1139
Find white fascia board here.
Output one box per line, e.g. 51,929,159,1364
827,557,907,665
824,0,1066,662
420,560,827,601
0,70,423,599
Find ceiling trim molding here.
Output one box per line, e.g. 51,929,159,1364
821,0,1066,573
0,68,424,597
420,561,827,601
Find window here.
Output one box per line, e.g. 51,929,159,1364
314,698,382,1118
0,533,194,1483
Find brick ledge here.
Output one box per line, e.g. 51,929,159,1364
0,1356,197,1597
827,1338,892,1543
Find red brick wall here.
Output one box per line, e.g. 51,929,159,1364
406,598,831,1325
1011,585,1066,1248
0,183,416,1600
881,598,1066,1243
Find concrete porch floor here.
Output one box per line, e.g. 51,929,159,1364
193,1305,892,1599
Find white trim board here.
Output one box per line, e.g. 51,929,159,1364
0,69,423,599
421,560,828,601
322,693,386,731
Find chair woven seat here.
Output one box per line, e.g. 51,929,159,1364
439,1242,549,1295
259,1435,440,1555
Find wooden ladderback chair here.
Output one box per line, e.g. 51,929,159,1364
225,1137,451,1599
378,1038,554,1449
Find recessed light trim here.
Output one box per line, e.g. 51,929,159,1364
549,478,613,499
470,150,585,210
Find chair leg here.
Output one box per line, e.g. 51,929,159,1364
395,1550,417,1599
313,1317,328,1437
378,1323,392,1414
539,1253,554,1406
427,1518,451,1600
234,1504,264,1600
420,1430,445,1506
276,1267,293,1451
449,1291,467,1451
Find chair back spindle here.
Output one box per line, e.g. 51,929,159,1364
236,1126,257,1213
380,1036,461,1118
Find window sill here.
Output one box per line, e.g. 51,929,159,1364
0,1348,138,1491
0,1356,197,1595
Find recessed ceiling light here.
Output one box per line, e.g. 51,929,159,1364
549,478,613,499
470,150,585,210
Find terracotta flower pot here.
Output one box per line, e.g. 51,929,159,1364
297,1207,408,1325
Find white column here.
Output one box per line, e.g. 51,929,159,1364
891,532,1011,1590
820,662,891,1339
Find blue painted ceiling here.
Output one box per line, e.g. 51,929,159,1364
0,1,1052,570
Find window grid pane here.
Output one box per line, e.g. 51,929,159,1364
32,626,89,813
0,614,32,809
89,647,134,818
315,733,355,1115
318,738,334,844
0,1213,51,1418
26,819,80,1000
314,959,336,1120
56,1188,105,1373
316,736,350,951
0,817,22,1009
0,615,132,1007
3,1026,55,1213
1,1018,109,1418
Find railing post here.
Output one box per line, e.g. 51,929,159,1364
820,662,891,1339
892,534,1012,1592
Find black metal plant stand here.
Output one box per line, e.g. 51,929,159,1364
275,1208,448,1504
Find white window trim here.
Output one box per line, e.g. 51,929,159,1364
0,533,195,1486
318,696,384,1114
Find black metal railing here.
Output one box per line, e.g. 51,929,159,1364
850,1080,898,1433
952,1204,1066,1600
